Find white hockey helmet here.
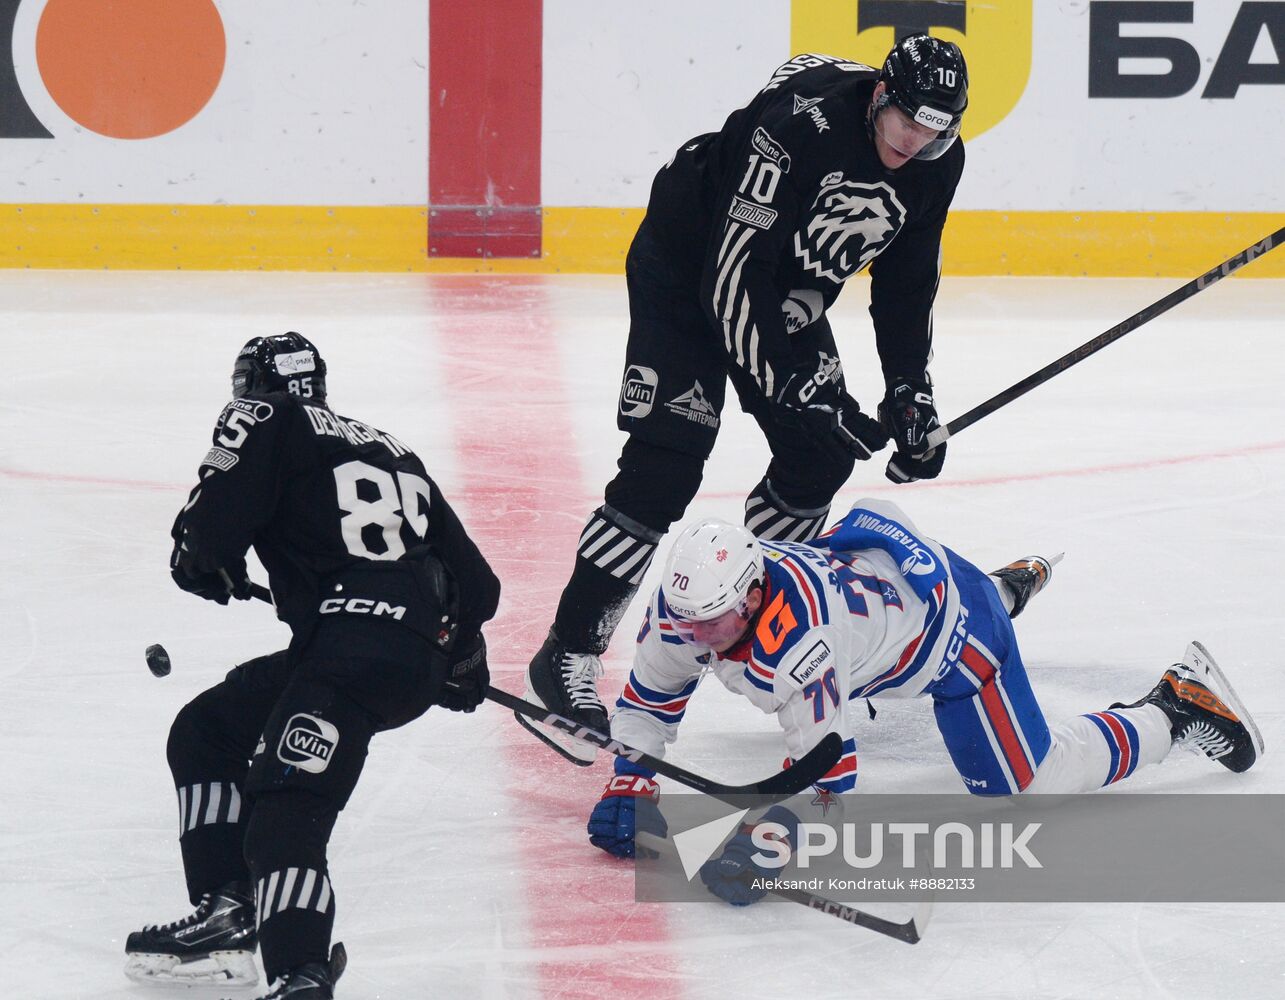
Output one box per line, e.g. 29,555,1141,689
662,518,765,627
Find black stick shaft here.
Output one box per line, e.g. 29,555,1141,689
926,227,1285,449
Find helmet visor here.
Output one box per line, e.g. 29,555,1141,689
668,602,751,649
872,96,960,161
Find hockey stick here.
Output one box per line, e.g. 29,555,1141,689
488,686,843,800
634,830,933,943
161,583,843,802
924,226,1285,451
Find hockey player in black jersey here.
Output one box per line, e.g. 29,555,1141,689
124,333,500,999
523,36,970,761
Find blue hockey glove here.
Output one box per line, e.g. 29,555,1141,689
698,806,798,906
879,376,946,483
587,758,666,859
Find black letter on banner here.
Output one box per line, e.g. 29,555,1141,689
1088,1,1200,98
858,1,967,42
1203,3,1285,99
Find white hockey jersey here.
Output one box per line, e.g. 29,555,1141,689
612,499,965,793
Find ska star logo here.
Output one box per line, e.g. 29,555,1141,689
794,179,907,283
811,786,839,816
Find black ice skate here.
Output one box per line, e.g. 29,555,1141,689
990,553,1062,618
1113,641,1264,773
243,942,347,1000
124,880,258,986
518,628,607,766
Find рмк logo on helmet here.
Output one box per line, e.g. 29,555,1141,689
794,179,907,283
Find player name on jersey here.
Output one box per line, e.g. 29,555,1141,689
302,404,409,457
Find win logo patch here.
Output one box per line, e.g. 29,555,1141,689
277,714,340,774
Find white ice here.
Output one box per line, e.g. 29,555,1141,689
1,270,1282,999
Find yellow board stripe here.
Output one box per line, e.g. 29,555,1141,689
0,204,1279,276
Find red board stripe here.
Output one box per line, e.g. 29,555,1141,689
428,0,542,257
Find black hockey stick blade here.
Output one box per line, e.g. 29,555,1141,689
635,830,933,944
487,685,843,803
768,884,933,943
924,226,1285,451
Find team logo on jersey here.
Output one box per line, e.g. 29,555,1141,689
789,1,1032,144
794,180,906,283
665,381,719,428
277,713,339,774
620,365,658,418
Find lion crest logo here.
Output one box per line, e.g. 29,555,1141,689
794,180,906,283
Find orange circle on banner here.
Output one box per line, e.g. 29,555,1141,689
36,0,226,139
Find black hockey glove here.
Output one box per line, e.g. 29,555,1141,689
772,367,888,461
439,633,489,713
879,376,947,483
169,542,252,605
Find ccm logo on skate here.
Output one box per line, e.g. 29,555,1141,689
319,597,406,620
278,714,339,773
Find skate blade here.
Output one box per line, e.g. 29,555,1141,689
513,709,597,766
124,949,258,987
1183,641,1265,762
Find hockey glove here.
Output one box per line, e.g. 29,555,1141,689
170,542,252,606
587,758,667,859
698,806,797,906
772,368,888,461
438,633,489,713
879,376,947,483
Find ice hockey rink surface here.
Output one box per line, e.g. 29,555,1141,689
2,269,1282,999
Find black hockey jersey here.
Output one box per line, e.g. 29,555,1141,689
171,392,499,644
643,53,965,394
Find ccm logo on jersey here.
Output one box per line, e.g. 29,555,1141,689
319,597,406,620
277,714,339,774
789,639,832,686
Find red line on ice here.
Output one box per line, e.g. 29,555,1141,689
428,277,681,1000
10,437,1283,499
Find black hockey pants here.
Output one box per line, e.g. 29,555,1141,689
165,619,440,981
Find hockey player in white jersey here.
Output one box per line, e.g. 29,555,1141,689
586,500,1263,905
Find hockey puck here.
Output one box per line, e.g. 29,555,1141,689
145,643,172,678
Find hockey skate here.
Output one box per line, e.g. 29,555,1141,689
518,628,607,766
990,552,1063,618
242,942,346,1000
1114,641,1264,773
124,880,258,986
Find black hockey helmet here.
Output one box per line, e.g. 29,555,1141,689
231,332,327,402
873,34,968,161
